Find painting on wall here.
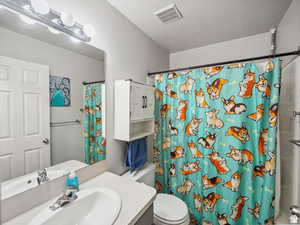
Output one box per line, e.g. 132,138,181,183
50,75,71,107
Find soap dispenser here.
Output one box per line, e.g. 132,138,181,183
66,171,79,192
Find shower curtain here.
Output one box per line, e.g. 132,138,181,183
153,59,281,225
83,83,106,164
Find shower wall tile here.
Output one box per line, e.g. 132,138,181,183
279,57,300,215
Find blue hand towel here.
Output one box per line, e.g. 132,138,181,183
126,137,147,172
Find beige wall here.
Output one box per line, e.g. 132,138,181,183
169,0,299,70
277,0,300,53
170,32,271,69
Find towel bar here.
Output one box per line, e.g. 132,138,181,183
50,120,81,127
293,111,300,120
289,140,300,147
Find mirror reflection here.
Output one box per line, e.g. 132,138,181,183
0,9,106,200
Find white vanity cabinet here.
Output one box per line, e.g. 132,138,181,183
114,80,155,142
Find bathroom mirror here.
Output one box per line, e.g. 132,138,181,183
0,8,106,200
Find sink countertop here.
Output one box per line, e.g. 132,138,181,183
3,172,157,225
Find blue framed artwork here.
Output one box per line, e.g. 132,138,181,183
50,75,71,107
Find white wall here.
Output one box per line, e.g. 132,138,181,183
277,0,300,53
0,27,104,166
170,32,271,69
48,0,169,174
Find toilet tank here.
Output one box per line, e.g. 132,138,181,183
122,163,155,187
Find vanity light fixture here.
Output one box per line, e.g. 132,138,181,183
70,36,81,43
22,4,30,11
48,26,60,34
19,14,36,24
0,0,93,42
73,28,81,35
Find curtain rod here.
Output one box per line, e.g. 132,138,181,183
83,80,105,85
148,49,300,76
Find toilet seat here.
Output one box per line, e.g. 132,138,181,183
154,214,189,225
154,194,189,225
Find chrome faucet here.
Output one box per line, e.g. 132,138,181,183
290,205,300,223
49,189,78,211
37,168,50,185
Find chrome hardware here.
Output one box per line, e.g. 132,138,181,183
145,96,148,108
42,138,50,144
49,189,78,211
293,111,300,120
50,120,80,127
142,96,146,108
291,205,300,215
290,205,300,223
37,168,49,185
290,140,300,147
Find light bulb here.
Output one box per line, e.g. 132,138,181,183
83,24,95,37
60,12,75,27
48,27,60,34
30,0,50,15
20,15,36,25
23,5,31,11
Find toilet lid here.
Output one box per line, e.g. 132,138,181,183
154,194,188,223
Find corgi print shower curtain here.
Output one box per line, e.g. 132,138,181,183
83,83,106,164
153,59,281,225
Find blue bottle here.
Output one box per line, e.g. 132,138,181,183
66,171,79,191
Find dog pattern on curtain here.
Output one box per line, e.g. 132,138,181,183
83,83,106,164
153,59,281,225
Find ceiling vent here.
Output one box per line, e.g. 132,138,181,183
154,4,183,24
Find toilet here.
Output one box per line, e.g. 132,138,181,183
123,163,190,225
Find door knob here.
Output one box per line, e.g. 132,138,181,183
42,138,50,144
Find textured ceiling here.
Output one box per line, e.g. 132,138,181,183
107,0,292,53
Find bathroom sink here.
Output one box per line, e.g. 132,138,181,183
28,188,122,225
2,161,89,200
1,170,65,199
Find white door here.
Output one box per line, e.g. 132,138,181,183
0,56,50,182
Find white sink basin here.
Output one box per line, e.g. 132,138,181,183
29,188,122,225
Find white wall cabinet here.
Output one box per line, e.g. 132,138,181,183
114,80,155,142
